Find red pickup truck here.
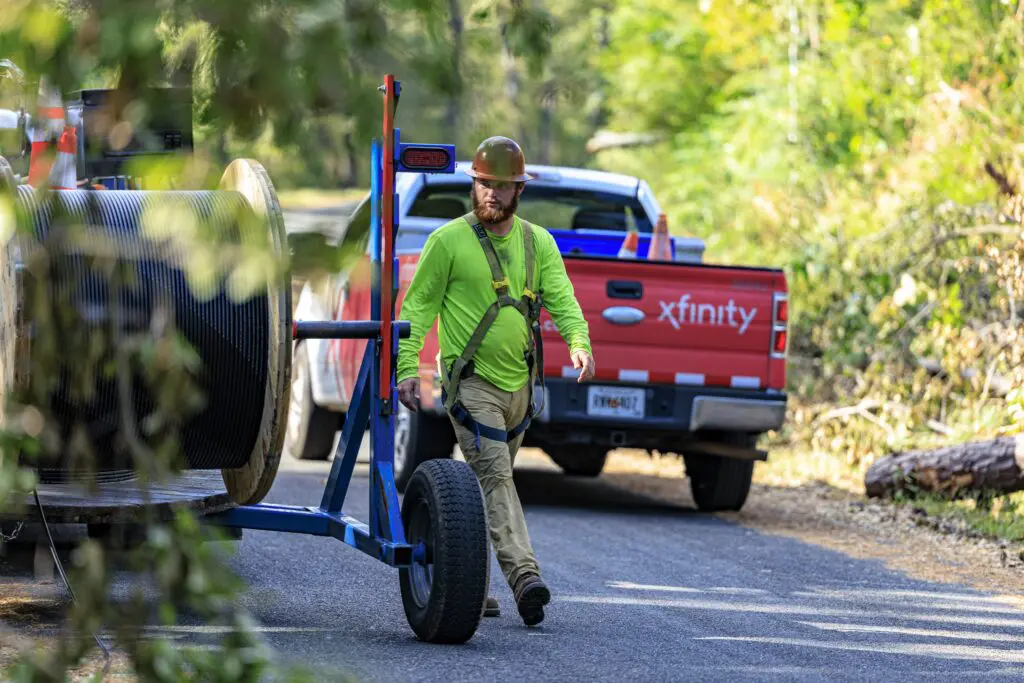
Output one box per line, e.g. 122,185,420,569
288,164,788,512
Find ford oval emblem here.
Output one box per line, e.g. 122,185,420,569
602,306,645,326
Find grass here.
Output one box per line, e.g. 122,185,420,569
754,438,1024,543
891,490,1024,542
276,187,368,210
752,443,867,494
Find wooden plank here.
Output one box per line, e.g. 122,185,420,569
0,471,234,524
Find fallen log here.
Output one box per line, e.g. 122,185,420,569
864,435,1024,499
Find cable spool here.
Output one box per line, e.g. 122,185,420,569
0,159,291,505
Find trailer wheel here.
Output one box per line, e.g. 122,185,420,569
684,434,756,512
400,459,488,644
394,403,456,492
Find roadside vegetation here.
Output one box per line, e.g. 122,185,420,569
252,0,1024,500
588,2,1024,536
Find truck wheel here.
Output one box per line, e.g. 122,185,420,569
394,403,456,492
400,459,488,644
284,342,341,461
550,446,608,477
684,434,756,512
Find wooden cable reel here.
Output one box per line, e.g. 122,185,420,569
0,158,291,506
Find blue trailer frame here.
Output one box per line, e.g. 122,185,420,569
7,72,486,644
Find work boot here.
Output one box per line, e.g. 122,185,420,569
484,596,501,617
513,573,550,626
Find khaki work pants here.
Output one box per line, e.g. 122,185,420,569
448,375,540,590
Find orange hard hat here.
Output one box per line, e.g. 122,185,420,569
465,136,534,183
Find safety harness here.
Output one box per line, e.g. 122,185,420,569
440,212,546,450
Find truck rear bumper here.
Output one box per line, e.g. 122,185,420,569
524,379,787,450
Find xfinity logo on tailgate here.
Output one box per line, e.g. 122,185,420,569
659,295,757,335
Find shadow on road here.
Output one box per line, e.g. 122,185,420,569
512,468,696,516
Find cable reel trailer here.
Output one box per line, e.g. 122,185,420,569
0,74,491,644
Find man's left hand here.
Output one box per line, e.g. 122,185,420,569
571,349,595,383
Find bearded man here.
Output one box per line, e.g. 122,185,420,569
396,136,595,627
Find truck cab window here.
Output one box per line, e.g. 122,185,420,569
408,184,653,233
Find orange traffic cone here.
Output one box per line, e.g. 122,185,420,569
646,213,673,261
26,128,52,186
27,79,64,187
617,230,639,259
50,124,77,190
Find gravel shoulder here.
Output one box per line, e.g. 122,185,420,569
601,448,1024,604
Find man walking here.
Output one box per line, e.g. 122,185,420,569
396,136,595,627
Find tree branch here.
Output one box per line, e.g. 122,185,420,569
892,225,1020,276
815,399,883,423
985,161,1016,196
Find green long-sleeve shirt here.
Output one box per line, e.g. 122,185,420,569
397,215,592,393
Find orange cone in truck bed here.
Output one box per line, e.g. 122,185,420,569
646,213,672,261
617,230,639,259
51,124,78,190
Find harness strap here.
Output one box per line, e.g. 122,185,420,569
440,211,546,440
523,219,536,301
443,387,533,452
443,299,501,412
521,217,546,416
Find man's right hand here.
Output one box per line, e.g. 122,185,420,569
398,378,420,412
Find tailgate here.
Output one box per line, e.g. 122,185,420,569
541,257,786,391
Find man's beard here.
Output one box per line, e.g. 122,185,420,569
471,188,519,224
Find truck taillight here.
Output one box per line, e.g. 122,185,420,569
771,292,788,359
776,299,788,323
773,330,788,354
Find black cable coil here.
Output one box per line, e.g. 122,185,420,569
13,186,274,472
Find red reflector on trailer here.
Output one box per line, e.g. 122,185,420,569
401,147,451,170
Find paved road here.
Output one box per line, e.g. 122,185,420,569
5,449,1024,681
215,448,1024,682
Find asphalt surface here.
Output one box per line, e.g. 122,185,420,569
5,448,1024,681
4,208,1024,680
212,448,1024,683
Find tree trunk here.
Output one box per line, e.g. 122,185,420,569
537,83,552,164
343,131,358,187
589,5,610,133
445,0,463,144
214,131,229,168
864,435,1024,499
500,15,521,140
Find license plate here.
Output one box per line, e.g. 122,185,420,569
587,386,645,419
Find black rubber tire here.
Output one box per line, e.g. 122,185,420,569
399,459,488,644
394,403,457,492
684,434,757,512
550,446,608,477
284,342,341,461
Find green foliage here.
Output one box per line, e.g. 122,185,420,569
594,0,1024,474
893,490,1024,543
